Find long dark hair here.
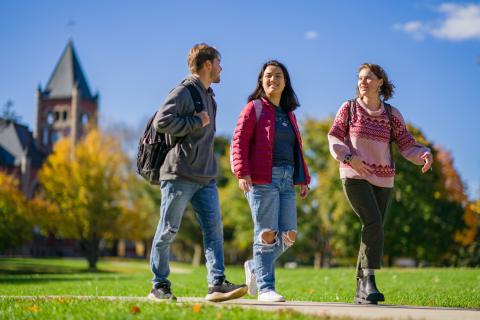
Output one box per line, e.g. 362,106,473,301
248,60,300,112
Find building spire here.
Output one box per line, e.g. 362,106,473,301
43,41,94,101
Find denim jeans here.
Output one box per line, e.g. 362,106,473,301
150,179,225,288
245,166,297,293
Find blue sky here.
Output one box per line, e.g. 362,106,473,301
1,0,479,198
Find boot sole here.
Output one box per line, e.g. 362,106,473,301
205,286,248,302
354,296,378,305
147,293,177,301
366,293,385,302
258,296,286,302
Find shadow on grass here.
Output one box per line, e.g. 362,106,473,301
0,276,122,284
0,260,116,276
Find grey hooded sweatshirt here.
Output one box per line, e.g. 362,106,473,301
153,75,217,184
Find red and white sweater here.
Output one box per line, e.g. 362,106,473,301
328,98,430,188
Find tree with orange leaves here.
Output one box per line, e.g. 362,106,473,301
38,129,129,270
0,172,31,251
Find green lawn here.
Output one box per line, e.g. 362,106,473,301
0,258,479,319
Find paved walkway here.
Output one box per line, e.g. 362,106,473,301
2,296,480,320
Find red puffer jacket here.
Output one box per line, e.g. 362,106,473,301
231,98,311,185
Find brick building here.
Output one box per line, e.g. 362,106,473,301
0,40,99,257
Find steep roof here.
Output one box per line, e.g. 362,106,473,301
0,119,46,168
44,40,94,100
0,145,15,166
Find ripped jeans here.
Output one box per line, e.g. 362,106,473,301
246,165,297,293
150,179,225,288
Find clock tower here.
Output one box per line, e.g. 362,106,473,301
35,40,99,151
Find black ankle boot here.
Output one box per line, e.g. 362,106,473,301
354,275,385,304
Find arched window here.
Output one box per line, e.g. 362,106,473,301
81,113,89,126
46,112,54,125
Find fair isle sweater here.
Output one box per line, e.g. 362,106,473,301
327,98,430,188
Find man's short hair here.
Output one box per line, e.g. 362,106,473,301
188,43,220,73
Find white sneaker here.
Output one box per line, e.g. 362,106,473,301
257,290,285,302
244,260,257,296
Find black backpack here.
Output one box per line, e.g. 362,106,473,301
136,83,204,184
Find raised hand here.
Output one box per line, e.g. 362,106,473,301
421,152,433,173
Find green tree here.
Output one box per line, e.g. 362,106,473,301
384,125,465,265
295,117,467,267
452,198,480,266
1,100,22,123
113,175,160,257
293,117,359,268
218,140,254,263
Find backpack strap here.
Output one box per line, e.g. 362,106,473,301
346,99,356,134
183,83,204,113
384,102,395,168
252,99,263,121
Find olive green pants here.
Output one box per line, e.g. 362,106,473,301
342,178,393,278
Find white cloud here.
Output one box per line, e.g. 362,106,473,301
393,21,427,40
434,3,480,40
394,3,480,41
305,31,318,40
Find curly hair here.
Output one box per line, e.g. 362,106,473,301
356,63,395,101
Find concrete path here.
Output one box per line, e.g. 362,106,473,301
2,296,480,320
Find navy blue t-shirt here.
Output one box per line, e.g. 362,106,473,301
272,107,296,167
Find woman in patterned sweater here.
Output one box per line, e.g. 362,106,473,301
327,63,433,304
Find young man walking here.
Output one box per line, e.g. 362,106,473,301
148,43,247,302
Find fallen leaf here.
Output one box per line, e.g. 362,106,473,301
130,306,141,314
28,305,41,313
192,303,202,313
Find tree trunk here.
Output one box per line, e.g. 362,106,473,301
192,243,202,267
314,252,322,269
144,239,151,259
87,251,98,271
387,255,394,267
322,237,332,268
80,233,100,271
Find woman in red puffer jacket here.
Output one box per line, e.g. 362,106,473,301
231,60,310,302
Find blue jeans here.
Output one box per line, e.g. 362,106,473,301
150,179,225,288
245,166,297,293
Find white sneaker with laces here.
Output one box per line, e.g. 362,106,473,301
257,290,285,302
244,260,257,296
